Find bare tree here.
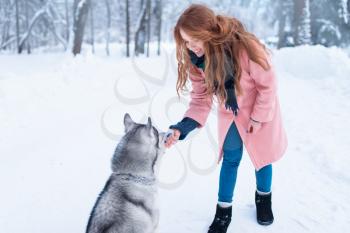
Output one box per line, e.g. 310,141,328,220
15,0,20,53
146,0,151,57
293,0,312,45
277,3,287,48
105,0,111,56
154,0,162,55
18,6,46,53
72,0,91,55
277,0,293,48
2,0,350,54
134,0,147,56
44,3,68,49
89,0,95,54
1,0,13,51
25,0,31,53
17,1,68,53
125,0,130,57
65,0,70,42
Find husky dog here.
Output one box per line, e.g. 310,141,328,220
86,113,166,233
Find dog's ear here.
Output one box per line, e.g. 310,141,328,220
146,117,152,130
124,113,135,133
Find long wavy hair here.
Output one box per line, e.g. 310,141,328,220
174,4,271,105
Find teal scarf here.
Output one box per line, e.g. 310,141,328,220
188,49,239,116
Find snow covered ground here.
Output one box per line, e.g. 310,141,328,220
0,44,349,232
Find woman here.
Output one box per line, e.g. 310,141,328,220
164,4,288,233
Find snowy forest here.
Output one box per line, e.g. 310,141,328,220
1,1,350,233
0,0,349,55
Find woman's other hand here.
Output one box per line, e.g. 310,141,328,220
246,118,262,134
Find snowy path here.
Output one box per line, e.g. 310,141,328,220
0,45,349,232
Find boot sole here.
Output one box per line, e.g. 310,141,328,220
257,219,274,226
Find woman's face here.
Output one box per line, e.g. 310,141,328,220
180,29,204,57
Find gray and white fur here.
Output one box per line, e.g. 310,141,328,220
86,113,166,233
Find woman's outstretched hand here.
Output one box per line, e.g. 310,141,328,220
164,129,181,148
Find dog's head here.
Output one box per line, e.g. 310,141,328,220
123,113,166,150
111,113,166,174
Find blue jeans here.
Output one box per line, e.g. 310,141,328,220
218,122,272,203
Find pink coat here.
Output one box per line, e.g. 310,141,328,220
182,50,288,170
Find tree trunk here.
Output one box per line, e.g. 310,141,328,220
155,0,162,55
126,0,130,57
293,0,305,45
72,0,91,55
277,11,287,48
18,8,46,53
24,0,31,54
105,0,111,56
15,0,20,53
146,0,151,57
293,0,311,45
134,0,147,56
65,0,70,43
1,0,12,51
89,0,95,54
277,0,291,48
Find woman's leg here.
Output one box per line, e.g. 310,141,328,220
218,122,243,203
255,164,272,193
255,164,274,225
208,122,243,233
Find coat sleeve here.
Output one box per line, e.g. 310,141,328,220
249,55,277,123
183,69,213,128
169,117,200,140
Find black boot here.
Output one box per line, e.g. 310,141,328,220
255,191,274,225
208,204,232,233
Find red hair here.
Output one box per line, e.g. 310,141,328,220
174,4,270,105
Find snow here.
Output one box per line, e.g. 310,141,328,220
0,44,349,232
77,0,87,10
